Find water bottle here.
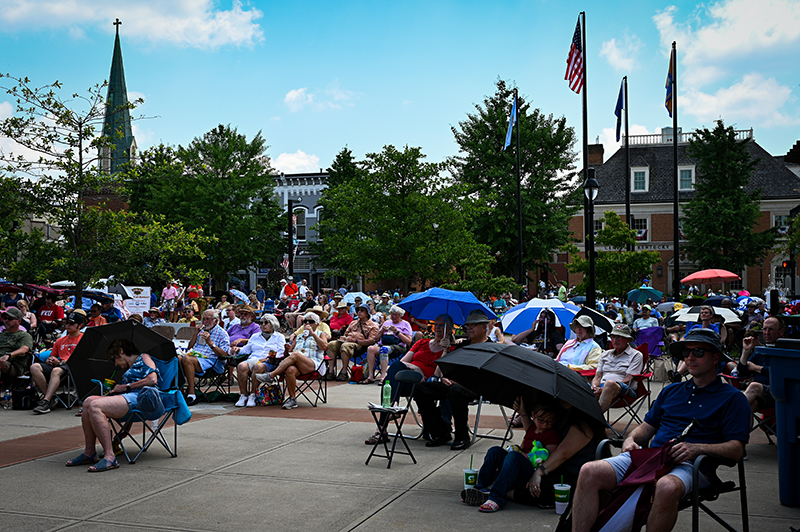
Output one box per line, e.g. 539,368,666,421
731,367,739,378
381,380,392,408
3,389,10,410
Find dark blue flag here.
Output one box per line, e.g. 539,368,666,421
615,79,624,142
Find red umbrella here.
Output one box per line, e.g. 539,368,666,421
681,269,740,284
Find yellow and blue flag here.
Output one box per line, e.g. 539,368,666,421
665,48,675,117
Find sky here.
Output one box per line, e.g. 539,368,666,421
0,0,798,175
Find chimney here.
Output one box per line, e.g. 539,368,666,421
588,143,604,165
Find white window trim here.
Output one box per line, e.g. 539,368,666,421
294,206,308,243
632,215,650,243
678,165,695,191
631,167,649,193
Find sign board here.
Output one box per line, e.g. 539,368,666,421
126,286,151,316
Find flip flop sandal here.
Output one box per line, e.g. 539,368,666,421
88,458,119,472
357,379,374,385
65,452,97,467
478,500,501,513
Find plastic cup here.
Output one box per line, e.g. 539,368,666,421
554,483,571,515
463,468,478,490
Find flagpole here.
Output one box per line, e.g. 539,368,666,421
670,42,681,299
514,88,523,293
624,76,632,252
580,11,594,310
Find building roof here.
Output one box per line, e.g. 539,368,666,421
101,19,135,175
594,133,800,205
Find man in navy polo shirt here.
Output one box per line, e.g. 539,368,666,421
573,328,750,532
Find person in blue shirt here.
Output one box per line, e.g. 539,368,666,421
572,328,750,532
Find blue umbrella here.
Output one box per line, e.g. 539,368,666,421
397,287,496,325
500,298,577,335
627,286,663,304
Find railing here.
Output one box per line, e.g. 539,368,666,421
622,128,753,146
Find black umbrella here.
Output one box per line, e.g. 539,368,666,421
67,320,177,400
574,306,614,333
436,342,605,424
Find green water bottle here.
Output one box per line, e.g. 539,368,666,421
381,380,392,408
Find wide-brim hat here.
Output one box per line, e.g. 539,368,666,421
149,307,161,314
310,305,329,320
570,315,594,332
464,309,490,325
381,292,391,298
67,311,87,325
669,328,731,362
239,305,256,315
609,323,633,339
336,301,348,309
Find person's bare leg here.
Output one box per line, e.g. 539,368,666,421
181,356,199,395
365,346,378,381
285,366,298,398
380,356,389,383
43,367,64,402
572,460,618,532
30,363,47,394
598,381,621,412
237,361,251,395
83,395,129,460
645,475,684,532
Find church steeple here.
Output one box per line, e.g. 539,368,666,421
100,18,136,174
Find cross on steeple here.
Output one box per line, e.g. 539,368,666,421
114,18,122,35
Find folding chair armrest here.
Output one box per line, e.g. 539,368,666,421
577,369,597,378
596,438,623,459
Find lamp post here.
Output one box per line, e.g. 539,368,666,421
759,258,764,296
583,168,600,310
287,197,303,277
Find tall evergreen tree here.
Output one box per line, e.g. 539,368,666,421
682,120,776,271
451,79,582,281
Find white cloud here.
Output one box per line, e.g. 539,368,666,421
683,73,799,127
599,125,659,157
0,101,13,119
273,150,321,174
599,34,643,72
0,0,264,49
284,88,314,112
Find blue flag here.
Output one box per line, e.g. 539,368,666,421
665,47,675,117
504,96,517,150
614,79,624,142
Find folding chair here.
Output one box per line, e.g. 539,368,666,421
50,364,80,410
194,361,232,401
279,355,330,407
595,439,749,532
606,344,652,438
111,357,186,464
387,369,425,440
469,396,514,446
151,325,175,340
366,370,421,468
720,374,777,445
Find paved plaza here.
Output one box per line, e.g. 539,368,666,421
1,380,798,532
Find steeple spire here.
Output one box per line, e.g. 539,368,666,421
100,18,136,174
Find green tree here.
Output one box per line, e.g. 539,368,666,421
314,144,479,292
451,79,582,281
566,211,661,299
128,126,284,287
0,75,204,304
682,120,776,271
444,243,520,301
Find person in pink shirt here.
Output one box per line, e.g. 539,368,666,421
161,281,179,322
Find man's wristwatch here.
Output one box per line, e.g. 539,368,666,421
125,384,131,392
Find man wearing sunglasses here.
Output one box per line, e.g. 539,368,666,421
30,311,85,414
573,328,750,532
0,307,34,379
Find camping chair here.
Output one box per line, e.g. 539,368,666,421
50,363,80,410
594,438,749,532
606,344,652,438
111,357,188,464
387,369,425,440
193,360,232,401
151,325,175,341
278,355,330,407
720,374,777,445
469,396,514,446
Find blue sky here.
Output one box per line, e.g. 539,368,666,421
1,0,798,174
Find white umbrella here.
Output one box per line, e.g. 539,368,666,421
673,306,741,324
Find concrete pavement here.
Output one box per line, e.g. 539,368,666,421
0,380,797,532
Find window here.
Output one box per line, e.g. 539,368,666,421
679,166,695,190
593,219,603,237
631,167,649,192
775,265,793,288
632,217,648,242
294,207,307,241
775,214,790,236
313,207,323,241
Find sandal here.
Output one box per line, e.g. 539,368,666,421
358,378,375,385
88,457,119,472
65,452,98,467
364,431,388,445
479,500,501,513
462,488,489,506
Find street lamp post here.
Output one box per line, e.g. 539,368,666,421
583,168,600,310
287,197,303,277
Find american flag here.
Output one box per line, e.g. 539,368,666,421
565,19,584,94
281,257,289,270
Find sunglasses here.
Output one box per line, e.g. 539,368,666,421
1,314,17,320
66,319,77,325
681,347,712,359
303,319,315,324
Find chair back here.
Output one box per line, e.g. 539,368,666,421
152,357,179,392
151,325,175,340
176,326,196,341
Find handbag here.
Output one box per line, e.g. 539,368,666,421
255,383,283,406
381,334,401,346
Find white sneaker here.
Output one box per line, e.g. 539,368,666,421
235,394,247,407
246,394,256,407
255,372,276,385
282,397,298,410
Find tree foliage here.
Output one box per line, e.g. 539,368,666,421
127,125,284,287
566,211,661,299
682,120,776,271
313,145,480,292
0,75,203,304
451,79,582,281
443,243,520,300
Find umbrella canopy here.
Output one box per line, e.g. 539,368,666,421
397,287,496,325
736,296,764,311
627,286,663,304
64,289,115,303
656,301,677,313
569,296,587,304
672,306,741,324
107,284,134,300
500,298,574,335
574,306,615,333
51,280,76,288
22,283,64,296
436,342,604,424
342,291,371,306
0,282,28,295
67,320,177,400
681,269,740,284
703,295,736,307
229,288,248,304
